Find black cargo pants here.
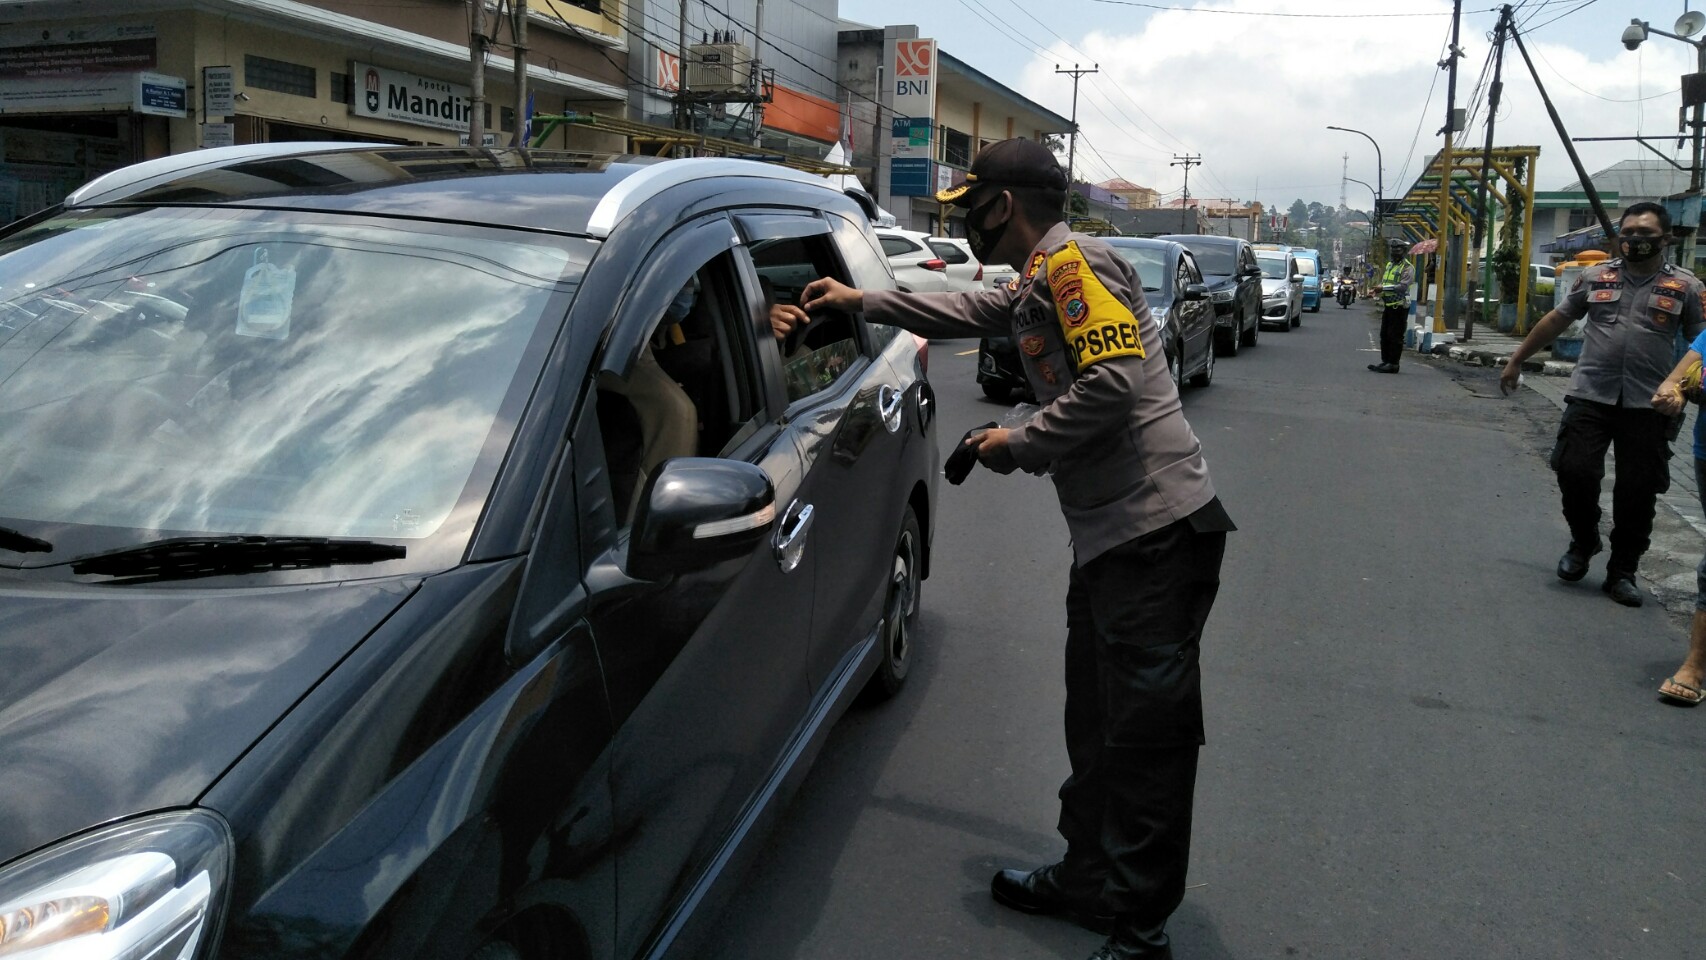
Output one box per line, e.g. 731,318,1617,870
1379,302,1408,365
1056,515,1226,942
1551,397,1673,576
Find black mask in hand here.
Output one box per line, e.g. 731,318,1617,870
944,421,998,485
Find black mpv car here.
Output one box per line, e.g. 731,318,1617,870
1154,234,1262,355
0,145,938,960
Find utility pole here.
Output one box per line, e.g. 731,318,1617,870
1430,0,1464,334
1171,153,1201,233
468,0,487,145
1340,152,1348,209
1467,4,1511,343
1055,64,1098,217
511,0,528,148
752,0,765,141
676,0,690,132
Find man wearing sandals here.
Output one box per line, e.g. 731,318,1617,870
1651,345,1706,706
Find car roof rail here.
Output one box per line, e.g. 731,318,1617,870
584,157,836,238
66,142,391,206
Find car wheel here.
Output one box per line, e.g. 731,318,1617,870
863,505,921,702
1241,312,1258,347
1291,306,1301,327
1190,334,1215,388
1219,324,1240,357
1310,302,1321,313
1168,347,1183,389
981,381,1008,400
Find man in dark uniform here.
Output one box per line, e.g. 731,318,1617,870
1500,201,1706,606
802,138,1233,960
1369,238,1414,373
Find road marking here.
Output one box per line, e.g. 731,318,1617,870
955,348,978,356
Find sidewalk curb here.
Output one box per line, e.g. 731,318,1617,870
1435,343,1567,376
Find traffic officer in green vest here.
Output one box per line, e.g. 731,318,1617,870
1500,201,1706,606
1369,238,1415,373
803,138,1234,960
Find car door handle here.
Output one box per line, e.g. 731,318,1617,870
773,500,813,573
878,385,905,434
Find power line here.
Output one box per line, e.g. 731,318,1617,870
1519,0,1603,33
1088,0,1488,17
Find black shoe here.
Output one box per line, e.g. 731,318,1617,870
1602,574,1643,607
1367,362,1399,373
1556,541,1599,582
991,864,1113,935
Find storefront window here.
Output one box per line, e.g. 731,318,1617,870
245,55,316,98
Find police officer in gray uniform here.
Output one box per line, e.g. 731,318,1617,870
1501,201,1706,606
803,139,1233,960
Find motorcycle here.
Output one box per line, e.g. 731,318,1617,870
1337,278,1356,308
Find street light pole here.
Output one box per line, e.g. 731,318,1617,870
1327,124,1385,258
1622,15,1706,272
1348,176,1378,259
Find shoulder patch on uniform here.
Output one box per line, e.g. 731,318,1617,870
1045,240,1144,367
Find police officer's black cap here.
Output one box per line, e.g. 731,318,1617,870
935,138,1068,207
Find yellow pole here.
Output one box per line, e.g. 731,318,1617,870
1432,146,1453,333
1516,155,1536,334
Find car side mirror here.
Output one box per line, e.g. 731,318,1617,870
628,458,776,581
1182,283,1209,301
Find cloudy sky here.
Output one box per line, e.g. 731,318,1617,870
839,0,1696,212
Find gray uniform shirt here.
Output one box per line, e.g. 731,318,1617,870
863,222,1217,564
1556,259,1706,408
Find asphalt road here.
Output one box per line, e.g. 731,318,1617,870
698,305,1706,960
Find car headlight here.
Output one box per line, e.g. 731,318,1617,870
1210,289,1234,302
0,810,231,960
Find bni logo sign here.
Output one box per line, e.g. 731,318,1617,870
895,40,933,78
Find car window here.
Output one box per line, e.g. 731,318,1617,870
830,214,904,351
927,240,968,264
1256,254,1289,279
0,206,579,544
1186,244,1236,276
748,233,867,405
1296,259,1318,276
1111,245,1167,293
595,251,765,527
879,235,920,258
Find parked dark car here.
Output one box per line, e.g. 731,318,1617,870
1104,237,1215,389
1155,233,1262,355
0,145,938,960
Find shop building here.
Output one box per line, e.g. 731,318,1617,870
623,0,842,160
837,22,1071,235
0,0,633,222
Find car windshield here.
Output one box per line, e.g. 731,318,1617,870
1111,246,1168,292
1257,255,1290,279
1183,245,1236,276
0,207,582,547
1296,259,1318,276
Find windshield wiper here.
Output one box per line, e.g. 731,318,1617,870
70,535,406,580
0,525,52,554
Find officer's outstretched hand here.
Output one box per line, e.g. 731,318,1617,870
971,427,1019,475
800,277,864,314
1498,358,1523,396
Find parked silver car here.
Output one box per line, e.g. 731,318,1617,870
1256,248,1303,330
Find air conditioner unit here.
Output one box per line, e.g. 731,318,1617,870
686,43,752,94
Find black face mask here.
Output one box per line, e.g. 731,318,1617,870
1620,233,1663,262
966,194,1009,265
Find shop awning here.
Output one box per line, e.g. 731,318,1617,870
1539,222,1608,255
